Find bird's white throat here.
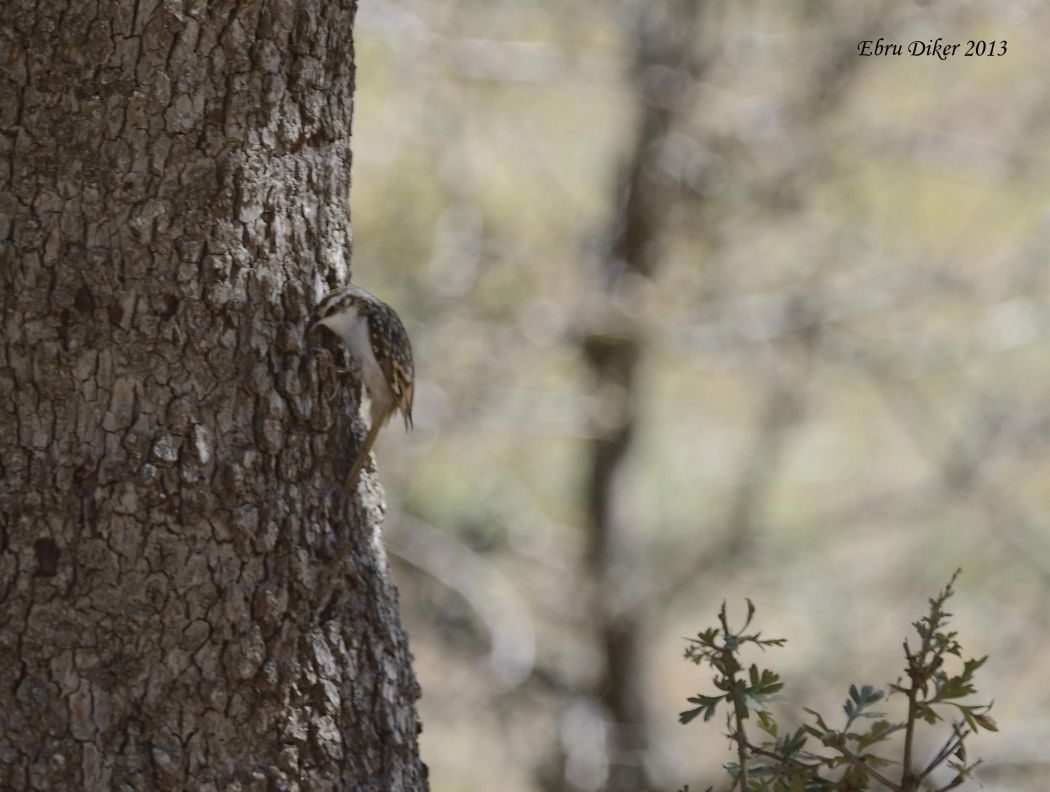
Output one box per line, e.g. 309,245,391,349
319,306,395,422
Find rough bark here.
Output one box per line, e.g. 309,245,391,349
0,2,426,790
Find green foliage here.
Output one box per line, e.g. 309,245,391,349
678,571,995,792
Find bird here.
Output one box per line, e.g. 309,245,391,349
308,284,414,488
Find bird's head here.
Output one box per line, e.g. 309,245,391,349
309,286,368,336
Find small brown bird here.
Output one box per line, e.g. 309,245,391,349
309,285,414,488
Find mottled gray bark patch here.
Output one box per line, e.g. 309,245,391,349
0,1,427,789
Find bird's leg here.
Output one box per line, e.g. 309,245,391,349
310,347,342,402
310,342,358,377
336,353,362,378
332,358,356,376
345,407,390,489
311,345,336,369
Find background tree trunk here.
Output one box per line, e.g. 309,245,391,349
577,2,703,790
0,2,427,790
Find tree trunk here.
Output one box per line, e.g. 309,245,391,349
0,2,427,790
578,2,703,790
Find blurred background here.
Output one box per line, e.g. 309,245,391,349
348,1,1050,789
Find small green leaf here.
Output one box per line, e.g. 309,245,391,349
756,710,778,738
680,694,721,724
803,707,830,733
973,711,997,732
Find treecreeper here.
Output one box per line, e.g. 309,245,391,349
309,285,415,488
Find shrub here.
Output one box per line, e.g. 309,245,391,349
678,571,996,791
